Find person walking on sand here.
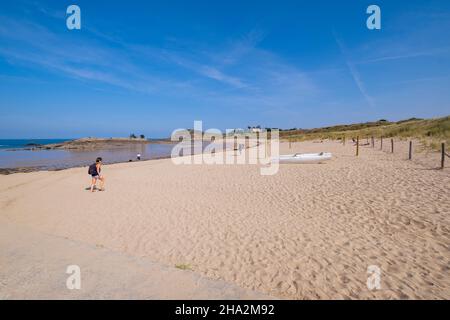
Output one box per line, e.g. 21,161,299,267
238,143,244,155
88,157,105,192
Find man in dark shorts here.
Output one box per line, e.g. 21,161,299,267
89,157,105,192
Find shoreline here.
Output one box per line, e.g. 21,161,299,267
0,154,174,175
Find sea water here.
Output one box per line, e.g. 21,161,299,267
0,139,72,149
0,139,176,170
0,139,230,170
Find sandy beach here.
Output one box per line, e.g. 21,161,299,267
1,140,449,299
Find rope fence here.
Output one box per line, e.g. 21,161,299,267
349,137,448,169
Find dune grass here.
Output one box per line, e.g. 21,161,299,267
175,264,192,271
281,116,450,150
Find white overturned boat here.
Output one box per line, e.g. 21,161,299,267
273,152,332,164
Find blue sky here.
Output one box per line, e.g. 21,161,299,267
0,0,449,138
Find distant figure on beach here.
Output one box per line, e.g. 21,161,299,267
137,153,141,160
88,157,105,192
238,144,244,155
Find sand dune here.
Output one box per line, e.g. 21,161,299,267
1,140,449,299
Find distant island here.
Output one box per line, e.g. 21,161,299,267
26,137,152,151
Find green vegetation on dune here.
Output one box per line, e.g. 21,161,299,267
280,116,450,148
175,264,192,271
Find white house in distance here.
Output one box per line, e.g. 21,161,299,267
227,126,264,136
248,126,262,133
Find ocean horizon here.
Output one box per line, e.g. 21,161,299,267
0,139,74,150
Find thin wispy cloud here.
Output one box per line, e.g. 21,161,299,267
0,12,317,112
198,66,246,88
0,16,193,95
151,49,248,89
384,74,450,86
217,29,266,66
356,47,450,65
334,33,375,108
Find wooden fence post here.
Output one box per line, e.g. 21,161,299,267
442,143,445,169
265,138,268,158
356,136,359,156
409,141,412,160
380,136,383,150
371,136,374,148
343,136,346,146
289,139,291,149
391,139,394,153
